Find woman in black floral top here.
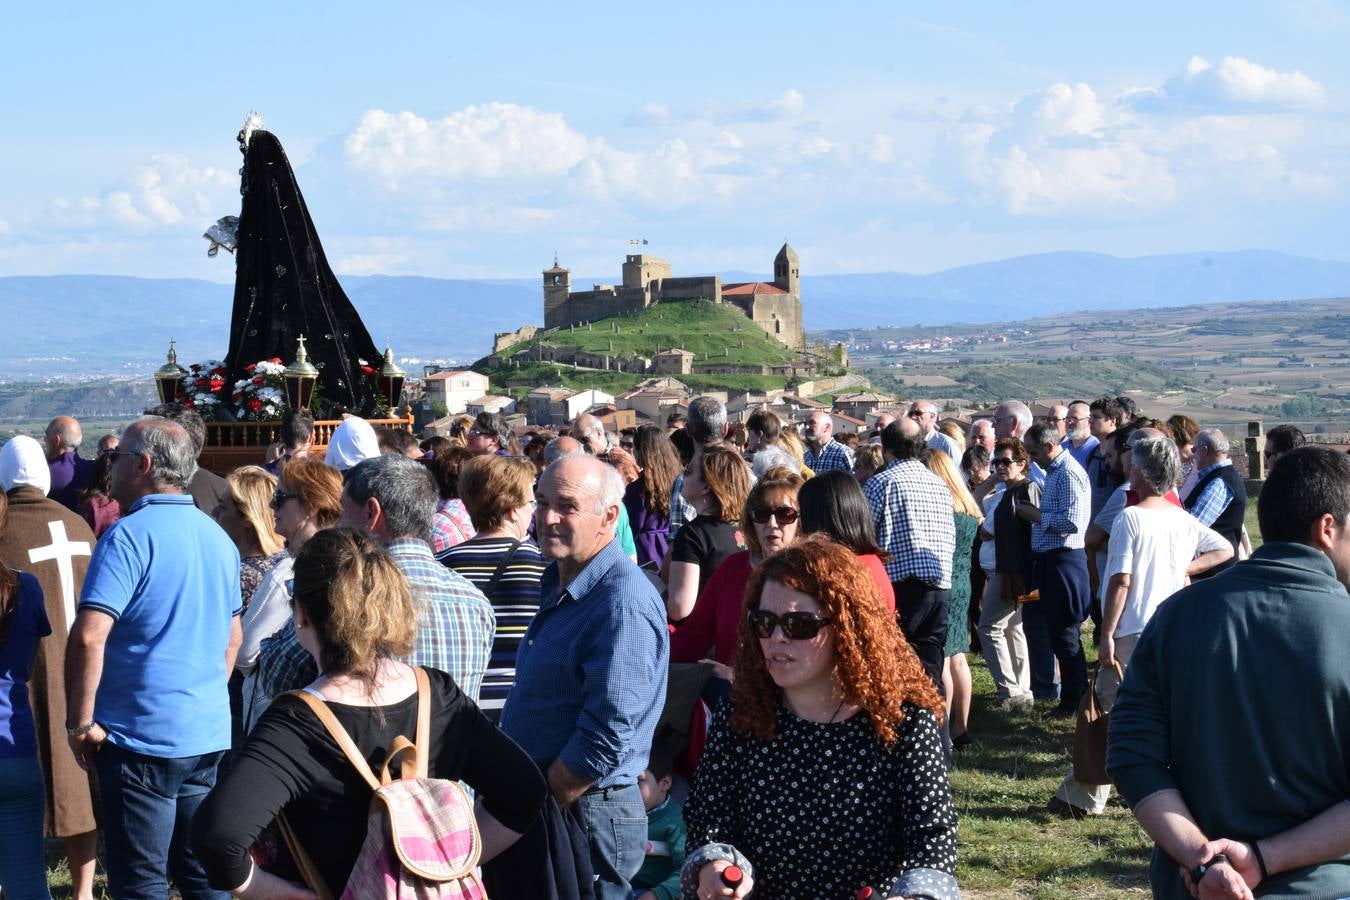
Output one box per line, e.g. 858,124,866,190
683,535,959,899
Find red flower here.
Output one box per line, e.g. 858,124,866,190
268,357,282,364
360,365,375,375
209,377,224,391
210,366,227,377
243,363,256,373
252,375,265,386
195,378,210,389
182,397,195,408
247,397,263,412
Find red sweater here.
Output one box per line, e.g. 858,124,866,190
670,550,896,665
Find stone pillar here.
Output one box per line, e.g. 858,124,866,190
1247,421,1266,479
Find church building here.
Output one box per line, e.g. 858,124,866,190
543,244,804,348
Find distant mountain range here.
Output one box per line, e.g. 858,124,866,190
4,250,1349,379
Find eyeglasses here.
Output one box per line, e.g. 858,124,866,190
469,428,495,439
749,506,799,525
270,490,300,509
747,608,832,640
105,449,141,461
992,458,1016,467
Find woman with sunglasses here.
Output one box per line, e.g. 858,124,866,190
977,438,1039,710
665,446,752,621
242,458,343,729
683,536,958,900
193,528,545,898
670,468,804,673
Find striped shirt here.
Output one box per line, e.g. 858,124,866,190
439,536,546,718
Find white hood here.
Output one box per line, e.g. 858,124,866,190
0,435,53,494
324,417,381,472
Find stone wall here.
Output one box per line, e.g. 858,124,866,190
656,276,720,303
493,325,538,353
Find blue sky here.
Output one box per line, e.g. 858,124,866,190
2,1,1347,281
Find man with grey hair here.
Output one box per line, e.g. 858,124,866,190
66,417,242,898
546,436,639,561
501,455,668,898
1184,428,1247,574
1063,401,1098,468
45,414,95,511
803,410,855,474
1045,404,1069,441
1049,435,1232,819
145,403,228,514
995,400,1045,486
334,454,495,700
908,400,960,460
573,412,610,455
969,418,995,454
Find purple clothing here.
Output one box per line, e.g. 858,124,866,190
0,573,50,758
623,479,671,569
48,451,94,512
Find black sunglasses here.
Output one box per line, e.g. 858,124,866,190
992,458,1016,467
270,490,300,509
748,608,831,640
749,506,799,525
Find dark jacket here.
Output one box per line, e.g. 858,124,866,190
1108,543,1350,899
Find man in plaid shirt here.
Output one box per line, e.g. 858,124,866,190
249,455,494,723
1017,422,1092,716
863,416,955,687
803,410,855,474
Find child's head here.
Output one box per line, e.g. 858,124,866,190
637,757,673,811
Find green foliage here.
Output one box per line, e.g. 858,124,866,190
429,401,448,419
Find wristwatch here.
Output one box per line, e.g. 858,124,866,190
66,721,98,738
1190,852,1231,886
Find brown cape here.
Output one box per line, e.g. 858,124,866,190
0,486,97,836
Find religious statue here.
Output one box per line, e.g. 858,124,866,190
207,114,379,415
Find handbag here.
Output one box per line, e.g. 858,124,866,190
1072,659,1124,786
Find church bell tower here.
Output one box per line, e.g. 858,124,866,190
543,254,571,329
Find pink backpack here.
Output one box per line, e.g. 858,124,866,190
279,668,488,900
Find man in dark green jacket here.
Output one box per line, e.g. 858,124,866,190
1108,446,1350,900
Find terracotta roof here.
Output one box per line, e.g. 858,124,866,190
722,281,788,296
832,413,866,426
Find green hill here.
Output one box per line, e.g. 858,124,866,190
498,300,800,365
474,300,825,397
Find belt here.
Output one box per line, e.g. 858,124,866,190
581,783,635,799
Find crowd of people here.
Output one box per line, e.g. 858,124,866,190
0,393,1347,900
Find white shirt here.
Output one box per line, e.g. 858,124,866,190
1105,504,1229,638
978,492,1000,572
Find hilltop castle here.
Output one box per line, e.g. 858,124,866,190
543,244,804,348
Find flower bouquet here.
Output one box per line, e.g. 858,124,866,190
230,358,288,420
182,360,228,413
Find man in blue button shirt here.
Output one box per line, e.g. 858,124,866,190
501,454,669,899
66,417,242,900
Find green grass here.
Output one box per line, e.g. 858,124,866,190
952,648,1153,898
496,300,799,368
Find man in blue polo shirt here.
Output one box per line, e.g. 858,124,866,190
501,454,668,900
66,417,242,900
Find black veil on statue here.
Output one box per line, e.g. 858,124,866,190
219,116,379,415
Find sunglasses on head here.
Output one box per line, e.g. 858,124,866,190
748,608,832,640
749,505,799,525
271,490,300,509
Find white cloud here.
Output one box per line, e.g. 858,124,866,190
1120,55,1325,113
625,103,671,126
866,135,894,163
797,137,835,158
721,89,805,123
50,154,234,232
344,105,590,181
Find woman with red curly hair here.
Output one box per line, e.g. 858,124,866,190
682,535,959,900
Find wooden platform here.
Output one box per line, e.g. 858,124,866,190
198,408,414,475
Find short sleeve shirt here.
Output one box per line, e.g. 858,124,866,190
79,494,241,756
670,516,748,592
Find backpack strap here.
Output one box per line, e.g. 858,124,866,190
276,813,337,900
483,539,524,598
413,666,431,778
289,689,381,791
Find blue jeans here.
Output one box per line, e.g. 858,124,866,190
0,756,52,900
97,744,229,900
577,783,648,900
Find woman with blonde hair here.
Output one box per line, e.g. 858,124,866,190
852,442,885,486
682,536,957,899
666,446,752,621
194,528,545,898
775,427,815,479
924,449,982,749
216,466,291,742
